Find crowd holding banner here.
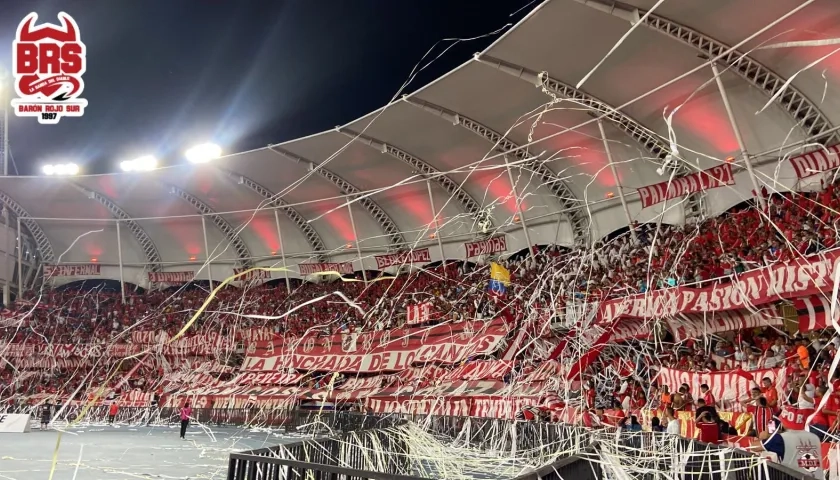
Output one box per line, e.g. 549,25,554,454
374,248,431,269
242,318,511,373
601,248,840,321
637,164,735,208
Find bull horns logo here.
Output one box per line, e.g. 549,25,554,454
17,12,79,43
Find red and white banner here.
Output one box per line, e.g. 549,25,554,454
374,248,431,269
789,144,840,179
242,319,509,373
637,164,735,208
298,262,353,276
471,397,539,419
666,308,782,342
231,371,303,386
779,405,817,430
406,302,433,325
233,268,272,281
15,357,90,370
44,264,100,277
795,295,834,333
602,248,840,321
239,328,274,343
464,235,507,258
657,366,785,411
440,360,513,382
148,271,195,283
365,397,470,417
3,336,236,359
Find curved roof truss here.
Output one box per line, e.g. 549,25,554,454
217,168,328,254
403,96,590,244
475,53,703,220
579,0,838,144
335,127,489,226
0,190,55,264
167,185,252,266
70,183,163,272
268,146,406,248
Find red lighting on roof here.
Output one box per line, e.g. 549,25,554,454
429,232,437,239
189,256,196,261
725,156,735,163
345,243,353,249
606,192,615,199
513,215,520,223
270,251,276,255
90,258,97,263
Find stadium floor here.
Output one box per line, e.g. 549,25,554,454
0,423,302,480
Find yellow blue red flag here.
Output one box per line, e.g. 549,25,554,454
488,262,510,295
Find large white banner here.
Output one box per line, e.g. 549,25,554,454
464,236,507,258
44,264,100,277
374,248,431,269
0,414,31,433
298,263,353,275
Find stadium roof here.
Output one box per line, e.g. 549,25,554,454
5,0,840,286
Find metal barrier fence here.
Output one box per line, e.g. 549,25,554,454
223,413,814,480
3,405,811,480
228,420,425,480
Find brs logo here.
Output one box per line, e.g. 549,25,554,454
11,12,87,125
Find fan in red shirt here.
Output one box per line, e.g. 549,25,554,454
810,386,836,441
760,377,780,412
700,384,715,408
695,410,720,444
749,397,774,436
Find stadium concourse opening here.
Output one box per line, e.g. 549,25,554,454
4,0,840,479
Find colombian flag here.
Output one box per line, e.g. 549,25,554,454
488,262,511,295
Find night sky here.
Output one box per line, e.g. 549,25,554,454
0,0,536,176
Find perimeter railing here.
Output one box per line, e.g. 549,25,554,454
222,413,813,480
1,405,812,480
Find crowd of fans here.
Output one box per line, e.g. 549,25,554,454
1,181,840,445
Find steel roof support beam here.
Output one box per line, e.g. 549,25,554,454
335,127,489,226
0,190,55,264
403,97,590,245
69,184,163,272
475,54,703,221
577,0,838,144
218,169,327,255
168,185,252,267
268,146,406,248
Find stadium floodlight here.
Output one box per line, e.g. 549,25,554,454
185,143,221,164
120,155,157,172
42,163,79,175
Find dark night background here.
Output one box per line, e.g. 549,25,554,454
0,0,536,176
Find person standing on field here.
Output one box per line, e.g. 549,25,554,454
108,401,119,424
179,403,192,439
